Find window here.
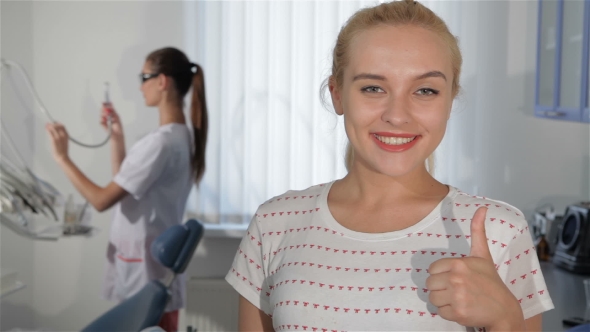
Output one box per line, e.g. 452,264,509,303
535,0,590,122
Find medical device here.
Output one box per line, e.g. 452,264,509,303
1,120,59,222
104,82,111,104
553,202,590,274
0,58,108,237
0,58,113,148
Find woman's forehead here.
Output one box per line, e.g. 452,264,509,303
346,25,453,77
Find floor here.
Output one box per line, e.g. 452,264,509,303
541,261,589,331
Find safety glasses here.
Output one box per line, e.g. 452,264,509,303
139,73,159,84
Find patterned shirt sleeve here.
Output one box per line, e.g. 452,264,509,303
494,215,554,320
225,213,271,315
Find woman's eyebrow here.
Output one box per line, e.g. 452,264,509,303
415,70,447,81
352,71,447,82
352,73,387,81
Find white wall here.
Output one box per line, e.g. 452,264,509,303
438,0,589,218
1,1,588,331
1,1,39,330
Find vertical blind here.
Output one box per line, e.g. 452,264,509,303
187,1,376,224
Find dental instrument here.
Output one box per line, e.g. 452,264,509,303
104,82,110,103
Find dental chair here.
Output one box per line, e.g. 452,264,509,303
82,219,204,332
568,324,590,332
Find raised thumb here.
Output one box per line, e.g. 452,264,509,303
469,207,492,260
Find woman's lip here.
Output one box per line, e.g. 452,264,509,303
372,134,421,152
372,132,417,138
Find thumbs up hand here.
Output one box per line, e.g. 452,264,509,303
426,207,525,330
468,207,494,260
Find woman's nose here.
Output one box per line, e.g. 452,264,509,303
380,95,412,125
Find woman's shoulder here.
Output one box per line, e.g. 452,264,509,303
448,186,529,232
451,187,525,216
133,124,189,150
154,123,190,144
265,182,330,203
253,182,332,217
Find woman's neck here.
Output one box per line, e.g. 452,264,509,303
158,100,186,126
335,162,447,205
327,162,449,233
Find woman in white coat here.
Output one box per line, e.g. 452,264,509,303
46,47,208,332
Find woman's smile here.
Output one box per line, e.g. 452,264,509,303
372,133,421,152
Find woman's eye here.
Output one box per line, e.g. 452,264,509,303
416,88,439,96
361,86,384,93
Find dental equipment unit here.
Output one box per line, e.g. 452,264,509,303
0,58,109,238
0,120,59,222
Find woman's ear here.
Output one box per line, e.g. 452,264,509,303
157,74,169,91
329,77,344,116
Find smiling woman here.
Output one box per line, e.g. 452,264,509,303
329,3,461,175
226,1,553,331
330,24,455,178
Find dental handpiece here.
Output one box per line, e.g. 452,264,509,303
104,82,110,104
104,82,113,124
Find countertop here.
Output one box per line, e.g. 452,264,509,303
541,261,589,331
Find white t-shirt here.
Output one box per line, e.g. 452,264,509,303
102,123,193,312
226,182,554,331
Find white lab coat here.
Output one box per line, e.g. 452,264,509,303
102,123,193,312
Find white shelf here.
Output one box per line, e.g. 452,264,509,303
0,212,98,240
0,281,25,299
0,212,61,240
0,269,26,299
202,223,248,239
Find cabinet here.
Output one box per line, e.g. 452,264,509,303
535,0,590,123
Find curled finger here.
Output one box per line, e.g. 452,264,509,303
428,289,452,308
426,272,450,291
435,304,457,323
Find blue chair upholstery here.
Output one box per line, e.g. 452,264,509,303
82,219,204,332
152,218,203,274
82,281,168,332
569,324,590,332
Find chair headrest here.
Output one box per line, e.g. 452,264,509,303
150,219,204,274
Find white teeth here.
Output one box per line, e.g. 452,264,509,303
376,135,416,145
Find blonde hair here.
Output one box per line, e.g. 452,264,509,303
326,0,462,174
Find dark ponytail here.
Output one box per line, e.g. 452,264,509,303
146,47,208,185
190,64,208,184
